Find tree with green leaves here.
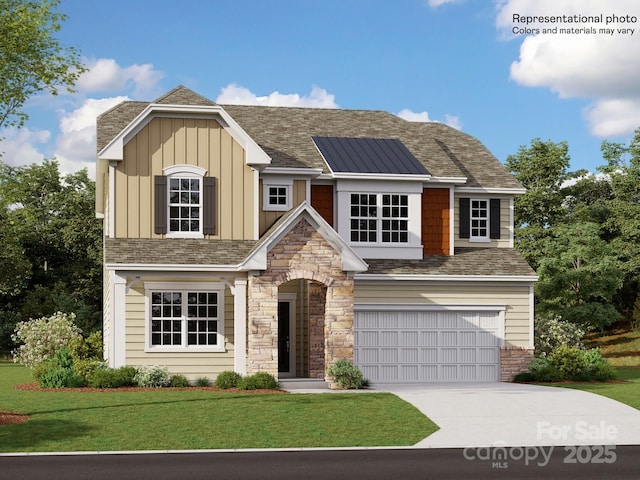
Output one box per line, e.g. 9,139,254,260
506,138,576,269
536,222,623,330
0,160,102,354
0,0,86,129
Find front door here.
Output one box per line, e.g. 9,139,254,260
278,298,296,377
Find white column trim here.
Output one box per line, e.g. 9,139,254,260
112,272,127,368
509,197,515,248
233,278,248,375
529,284,535,349
108,162,116,238
449,187,455,255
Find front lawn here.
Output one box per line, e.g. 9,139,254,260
586,329,640,367
0,364,438,453
557,366,640,411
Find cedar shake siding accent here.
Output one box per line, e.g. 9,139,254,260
311,185,334,227
421,188,450,255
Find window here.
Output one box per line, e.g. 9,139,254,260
381,194,409,243
147,285,223,351
459,197,501,241
470,199,488,239
154,165,216,237
262,180,292,211
350,193,408,243
169,177,201,233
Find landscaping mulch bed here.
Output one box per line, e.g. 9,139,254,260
0,411,28,426
13,382,288,394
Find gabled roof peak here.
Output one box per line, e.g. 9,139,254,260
153,85,217,106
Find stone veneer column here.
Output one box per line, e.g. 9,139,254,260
247,218,355,378
500,347,534,381
308,283,327,378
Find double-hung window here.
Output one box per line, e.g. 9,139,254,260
146,283,224,352
350,193,409,244
155,165,216,237
169,177,201,233
470,199,488,240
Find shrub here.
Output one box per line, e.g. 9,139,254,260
549,345,587,379
68,331,103,362
215,370,242,389
326,359,365,389
72,358,106,381
87,366,137,388
525,347,616,382
134,366,171,388
169,374,190,387
237,372,279,390
534,313,585,357
195,377,211,387
38,348,85,388
11,312,82,369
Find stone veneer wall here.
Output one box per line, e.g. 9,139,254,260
247,218,355,379
500,347,534,382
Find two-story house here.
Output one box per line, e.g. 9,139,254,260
96,86,537,384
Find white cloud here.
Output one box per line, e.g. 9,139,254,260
54,96,129,178
216,84,339,108
427,0,462,6
496,0,640,137
76,58,164,99
0,127,51,166
397,108,462,130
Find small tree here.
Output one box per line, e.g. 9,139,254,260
11,311,82,368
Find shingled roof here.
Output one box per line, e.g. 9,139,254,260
97,86,523,190
364,248,537,277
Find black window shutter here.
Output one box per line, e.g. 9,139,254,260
203,177,217,235
459,198,470,239
154,175,167,234
490,198,501,239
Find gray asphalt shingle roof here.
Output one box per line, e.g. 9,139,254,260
364,248,536,277
97,86,523,190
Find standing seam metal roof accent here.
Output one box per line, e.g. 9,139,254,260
312,136,430,175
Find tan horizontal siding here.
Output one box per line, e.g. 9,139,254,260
123,278,235,380
355,281,532,348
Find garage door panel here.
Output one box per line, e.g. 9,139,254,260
354,309,502,383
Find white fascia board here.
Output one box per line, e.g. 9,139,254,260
426,176,467,185
98,104,271,167
331,172,431,182
355,274,539,282
455,186,527,195
104,263,245,272
261,167,324,177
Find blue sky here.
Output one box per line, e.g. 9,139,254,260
3,0,640,178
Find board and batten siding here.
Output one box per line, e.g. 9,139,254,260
454,193,512,248
114,117,255,240
258,179,307,235
124,278,235,379
354,281,532,348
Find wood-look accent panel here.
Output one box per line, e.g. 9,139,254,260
311,184,334,227
422,188,450,255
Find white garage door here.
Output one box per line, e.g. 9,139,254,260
354,309,502,383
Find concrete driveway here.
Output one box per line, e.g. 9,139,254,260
376,382,640,448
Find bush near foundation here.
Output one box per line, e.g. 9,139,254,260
515,346,616,382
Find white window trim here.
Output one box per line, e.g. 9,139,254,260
335,180,423,259
164,165,207,239
144,282,225,353
469,198,490,243
348,192,411,245
262,179,293,211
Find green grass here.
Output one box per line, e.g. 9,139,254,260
557,366,640,411
586,329,640,366
0,364,438,452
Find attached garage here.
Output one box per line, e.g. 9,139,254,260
354,306,504,383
